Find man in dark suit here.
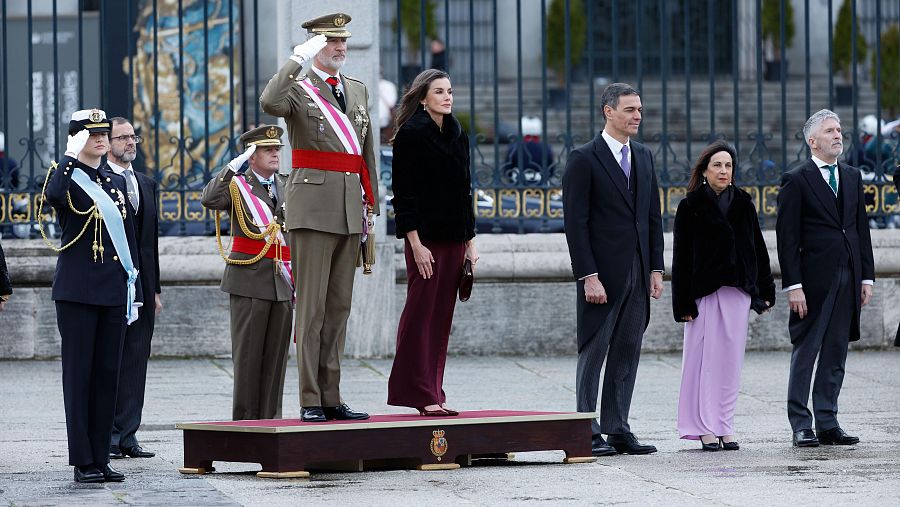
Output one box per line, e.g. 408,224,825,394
45,109,141,483
106,117,161,459
563,83,665,457
777,109,875,448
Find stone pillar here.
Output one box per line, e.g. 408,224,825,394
276,1,395,357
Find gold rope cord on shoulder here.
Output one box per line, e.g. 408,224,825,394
38,161,104,257
213,178,284,267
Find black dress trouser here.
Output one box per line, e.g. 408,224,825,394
57,300,126,467
787,258,854,433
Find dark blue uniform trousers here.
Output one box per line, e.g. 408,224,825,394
57,301,126,467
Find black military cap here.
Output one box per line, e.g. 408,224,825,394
239,125,285,148
301,12,352,38
68,108,112,136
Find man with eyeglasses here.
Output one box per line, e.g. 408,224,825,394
106,117,162,460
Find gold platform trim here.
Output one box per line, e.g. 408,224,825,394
175,411,599,434
179,467,210,474
563,456,597,464
257,470,310,479
417,463,461,471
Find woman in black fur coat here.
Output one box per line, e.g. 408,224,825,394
386,69,477,416
672,140,775,451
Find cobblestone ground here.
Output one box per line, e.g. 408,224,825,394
1,350,898,506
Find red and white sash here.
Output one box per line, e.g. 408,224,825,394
298,78,362,155
297,77,371,241
232,175,294,290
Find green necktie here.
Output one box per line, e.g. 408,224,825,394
826,164,838,195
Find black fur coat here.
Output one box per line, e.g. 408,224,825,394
391,108,475,242
671,185,776,322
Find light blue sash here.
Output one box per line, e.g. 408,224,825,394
70,167,139,320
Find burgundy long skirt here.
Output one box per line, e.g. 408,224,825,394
387,238,466,408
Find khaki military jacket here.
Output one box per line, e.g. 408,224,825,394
201,166,293,302
259,59,380,234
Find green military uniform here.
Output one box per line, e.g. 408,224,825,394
259,12,379,411
201,125,293,420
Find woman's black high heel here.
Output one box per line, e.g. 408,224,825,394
718,437,739,451
701,437,720,451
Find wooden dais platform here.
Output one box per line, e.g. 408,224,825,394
176,410,597,478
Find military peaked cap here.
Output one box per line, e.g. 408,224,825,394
301,12,352,38
240,124,285,148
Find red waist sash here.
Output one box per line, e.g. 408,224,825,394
231,236,291,262
291,149,374,206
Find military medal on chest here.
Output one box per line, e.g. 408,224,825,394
354,104,369,140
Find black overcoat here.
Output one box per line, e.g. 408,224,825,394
776,159,875,343
562,135,665,351
671,186,776,321
390,108,475,242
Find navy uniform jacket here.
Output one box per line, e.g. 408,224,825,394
46,155,142,307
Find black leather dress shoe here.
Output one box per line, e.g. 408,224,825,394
301,406,327,422
323,403,370,420
606,433,658,455
122,445,155,458
792,429,820,447
109,445,124,459
99,463,125,482
591,435,617,457
817,427,859,445
74,465,104,483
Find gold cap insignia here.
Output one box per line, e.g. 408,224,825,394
266,126,278,139
89,109,102,123
334,14,346,27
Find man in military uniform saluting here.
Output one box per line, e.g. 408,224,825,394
44,109,142,483
201,125,294,421
260,12,378,422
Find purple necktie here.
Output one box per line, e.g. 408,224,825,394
620,145,631,187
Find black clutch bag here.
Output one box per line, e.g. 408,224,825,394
458,259,474,302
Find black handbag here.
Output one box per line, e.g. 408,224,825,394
458,259,474,302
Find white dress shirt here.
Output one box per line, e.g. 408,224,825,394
310,64,344,96
107,160,139,211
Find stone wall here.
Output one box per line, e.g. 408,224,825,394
3,230,899,359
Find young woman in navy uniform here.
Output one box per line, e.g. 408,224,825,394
43,109,142,483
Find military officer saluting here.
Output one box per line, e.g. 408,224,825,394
260,12,378,422
201,125,294,421
43,108,142,483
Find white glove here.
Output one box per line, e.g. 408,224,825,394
127,304,141,326
292,34,328,63
226,144,256,172
65,130,90,157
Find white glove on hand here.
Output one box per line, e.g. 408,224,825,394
65,130,90,157
226,144,256,172
127,304,141,326
293,34,328,63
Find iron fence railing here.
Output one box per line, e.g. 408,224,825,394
1,0,899,238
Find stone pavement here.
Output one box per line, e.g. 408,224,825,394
1,351,898,506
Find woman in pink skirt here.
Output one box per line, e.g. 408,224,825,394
672,141,775,451
387,69,478,416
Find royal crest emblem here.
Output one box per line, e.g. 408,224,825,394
429,429,448,460
334,14,346,27
89,109,102,123
266,126,278,139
